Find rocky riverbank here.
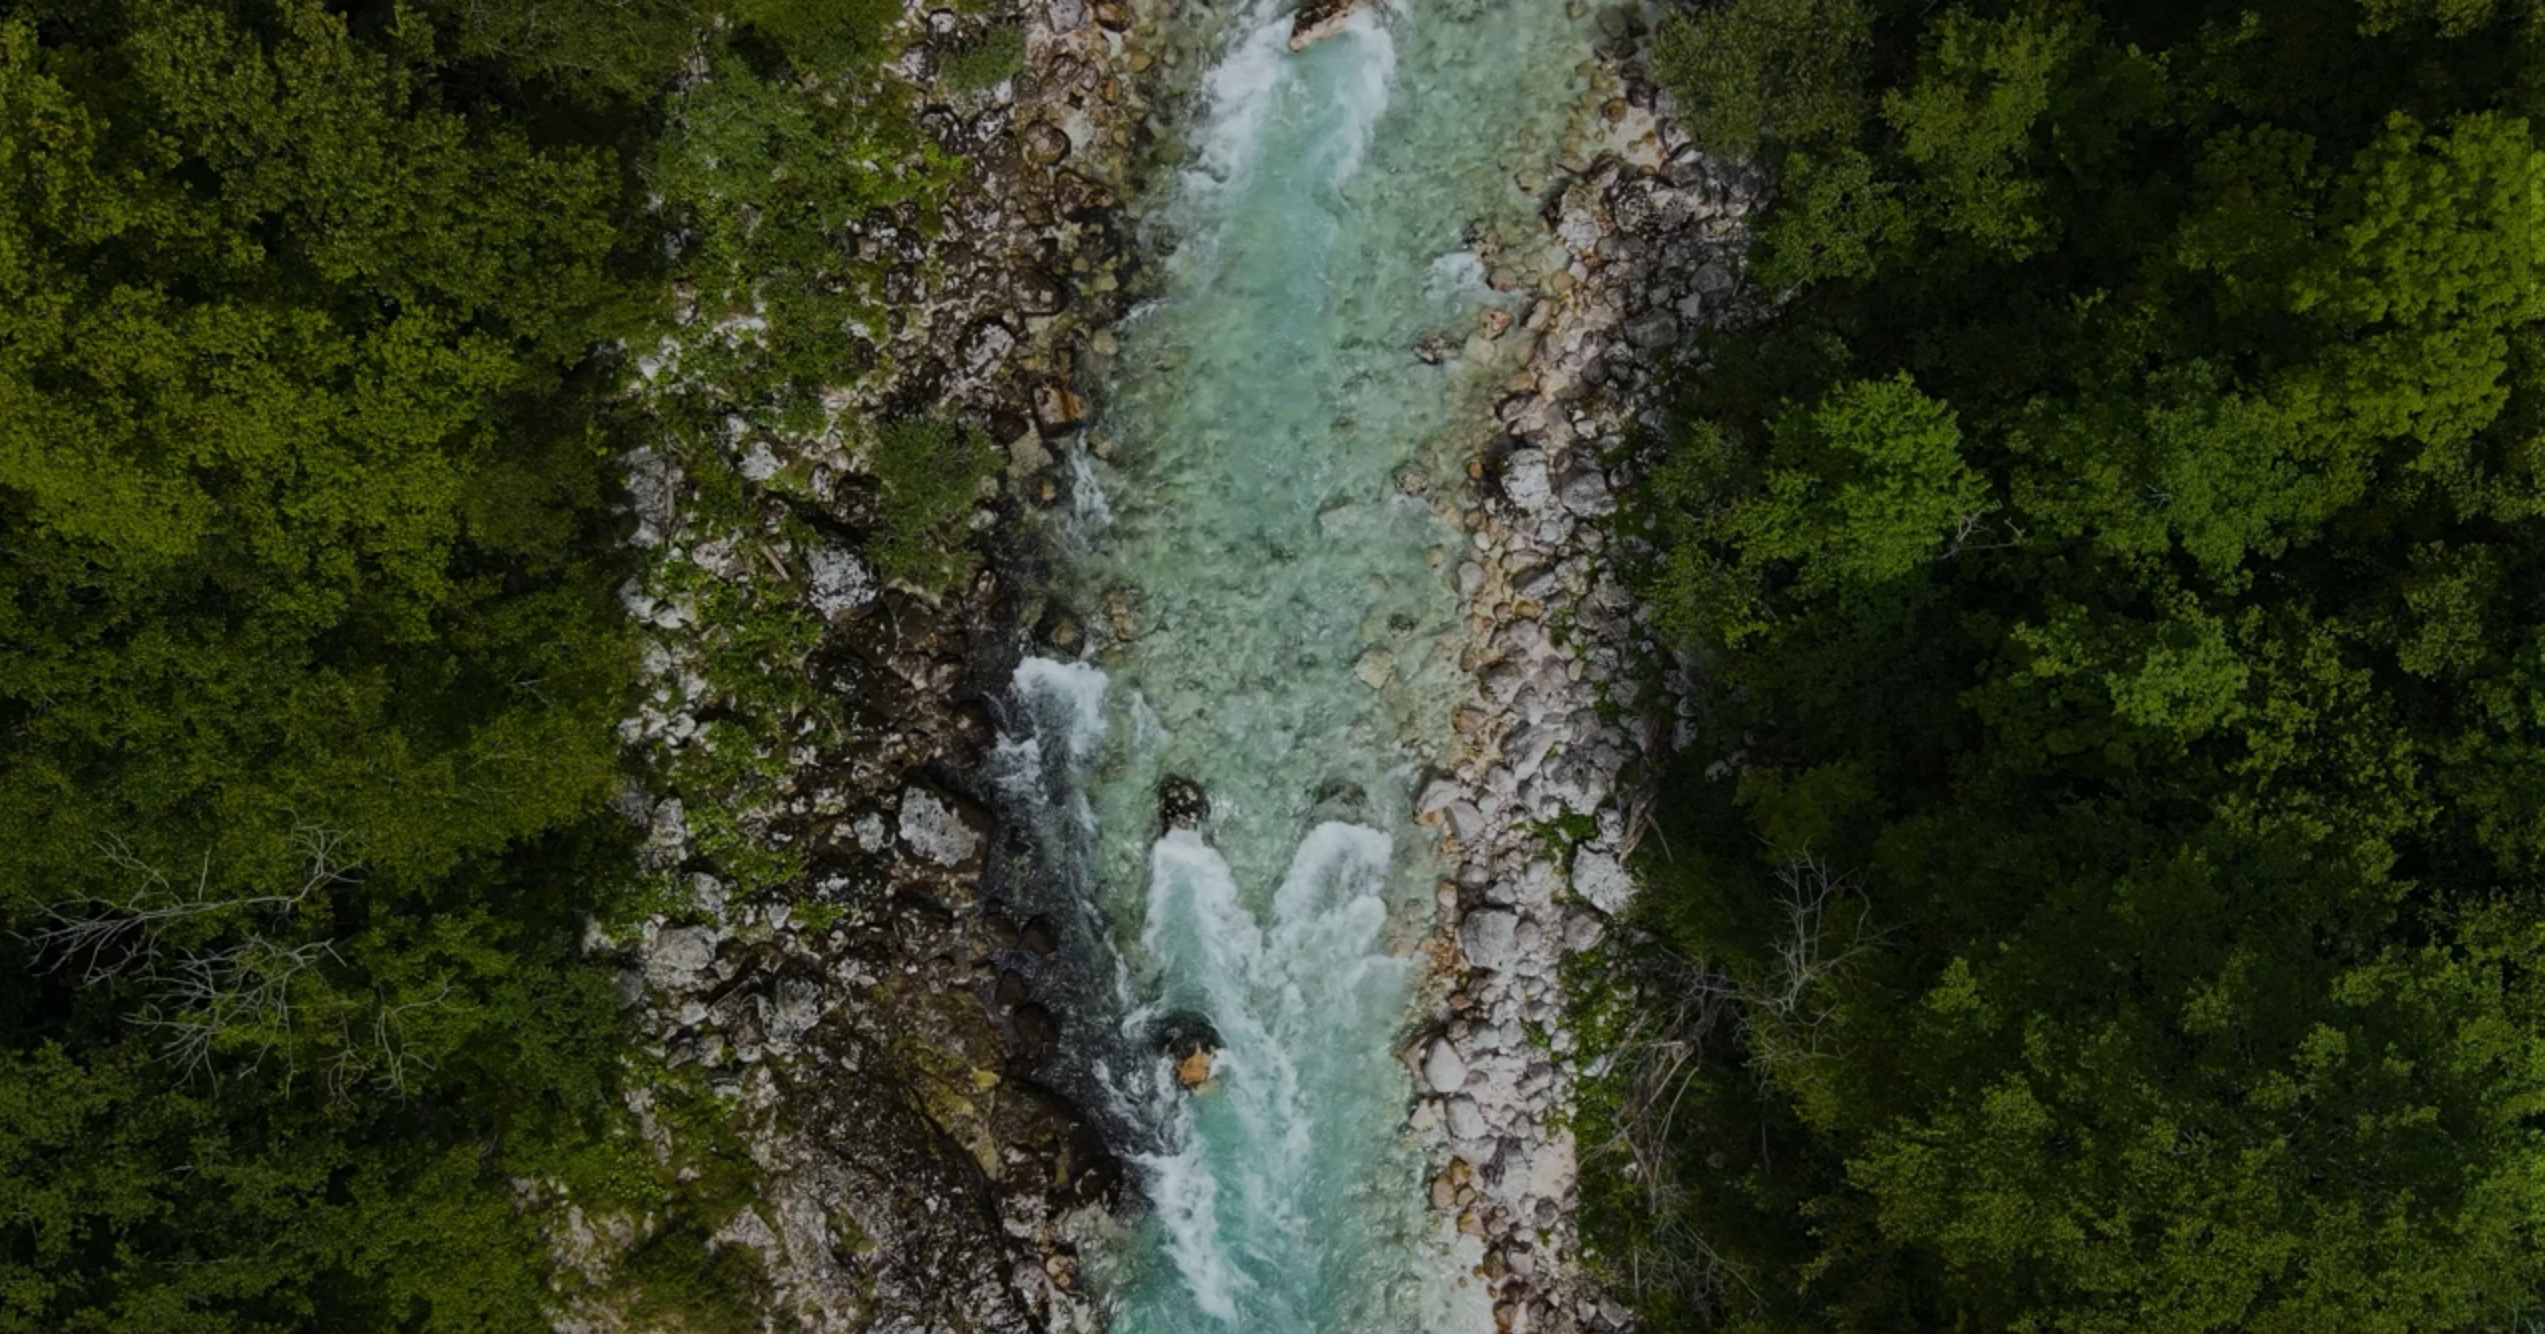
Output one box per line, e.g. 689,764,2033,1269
569,2,1175,1330
576,2,1751,1330
1398,15,1758,1333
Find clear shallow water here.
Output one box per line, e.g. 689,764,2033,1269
994,1,1598,1329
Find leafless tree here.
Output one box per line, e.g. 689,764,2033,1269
320,980,454,1103
1581,945,1755,1320
22,826,401,1084
28,826,355,982
1583,853,1884,1322
1737,853,1881,1080
129,937,341,1081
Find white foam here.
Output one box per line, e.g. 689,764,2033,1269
1132,831,1284,1316
1182,2,1298,199
1010,656,1112,769
1069,445,1115,529
1135,1136,1245,1320
1321,15,1399,188
1142,830,1267,990
1112,820,1415,1324
989,659,1114,864
1268,820,1392,931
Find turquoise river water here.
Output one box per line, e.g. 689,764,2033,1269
993,1,1602,1329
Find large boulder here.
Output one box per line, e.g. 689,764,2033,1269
1288,0,1359,49
1423,1038,1469,1094
807,545,878,616
1158,774,1209,831
1460,909,1520,972
1572,848,1634,917
645,926,718,994
899,787,987,868
1500,447,1554,516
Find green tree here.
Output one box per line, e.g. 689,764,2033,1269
1611,1,2545,1330
0,0,823,1329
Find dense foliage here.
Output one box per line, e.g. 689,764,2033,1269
0,0,936,1328
1614,0,2545,1330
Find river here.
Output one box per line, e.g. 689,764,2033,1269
993,0,1603,1328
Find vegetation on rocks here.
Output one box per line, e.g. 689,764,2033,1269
1607,1,2545,1330
939,22,1027,92
0,0,985,1328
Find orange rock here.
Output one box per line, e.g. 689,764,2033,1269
1175,1047,1216,1089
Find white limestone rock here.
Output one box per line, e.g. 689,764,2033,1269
899,787,985,868
1416,777,1464,817
1461,909,1520,972
646,926,717,993
1572,848,1634,917
808,545,878,616
1423,1038,1469,1094
1558,467,1616,518
1501,448,1554,515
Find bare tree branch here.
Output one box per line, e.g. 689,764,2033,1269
1580,854,1886,1323
26,826,356,983
25,826,366,1085
1738,852,1881,1079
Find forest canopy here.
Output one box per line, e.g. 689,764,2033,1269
1614,0,2545,1331
0,0,928,1328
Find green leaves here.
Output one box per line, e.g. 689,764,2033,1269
868,417,996,597
0,1,724,1330
1649,375,1982,650
1880,7,2080,259
649,44,941,431
1650,0,1873,161
1744,374,1986,595
1846,940,2545,1334
1622,1,2545,1330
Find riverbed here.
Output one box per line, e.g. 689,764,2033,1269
994,0,1607,1328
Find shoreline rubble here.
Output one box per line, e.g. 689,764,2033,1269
1400,22,1760,1333
585,0,1174,1330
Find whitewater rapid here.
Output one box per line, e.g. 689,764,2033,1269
990,0,1601,1328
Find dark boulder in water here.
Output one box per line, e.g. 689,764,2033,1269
1037,607,1084,654
1309,777,1367,824
1151,1010,1219,1056
1150,1010,1221,1090
1159,774,1209,830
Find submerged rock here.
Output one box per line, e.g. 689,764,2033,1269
1310,777,1368,824
1103,585,1144,641
1037,608,1085,654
